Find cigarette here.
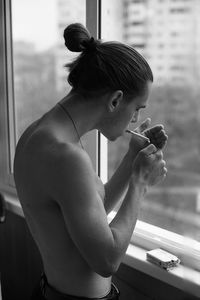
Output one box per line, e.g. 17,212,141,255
126,129,150,143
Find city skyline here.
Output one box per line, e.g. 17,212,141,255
12,0,200,87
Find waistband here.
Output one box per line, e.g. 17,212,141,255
40,273,120,300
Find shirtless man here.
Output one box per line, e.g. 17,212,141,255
13,23,167,300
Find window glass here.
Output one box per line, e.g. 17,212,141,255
11,0,86,140
101,0,200,242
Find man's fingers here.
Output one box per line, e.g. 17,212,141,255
154,135,168,144
136,118,151,133
140,144,157,156
154,130,168,139
155,150,163,160
145,124,164,135
162,167,168,174
144,127,168,150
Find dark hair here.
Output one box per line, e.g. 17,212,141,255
64,23,153,99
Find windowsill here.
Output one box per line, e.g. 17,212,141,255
3,191,24,218
2,192,200,298
123,243,200,298
108,211,200,298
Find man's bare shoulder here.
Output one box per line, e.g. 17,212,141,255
44,142,97,203
45,140,91,167
43,139,93,179
23,124,90,167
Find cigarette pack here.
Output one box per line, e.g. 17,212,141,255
146,248,181,271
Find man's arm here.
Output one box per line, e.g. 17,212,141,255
104,121,168,214
48,143,166,278
104,134,149,214
104,150,136,214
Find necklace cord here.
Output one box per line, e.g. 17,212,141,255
57,103,84,150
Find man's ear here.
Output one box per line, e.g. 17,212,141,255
108,90,123,112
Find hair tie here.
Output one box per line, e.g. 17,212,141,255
81,37,97,52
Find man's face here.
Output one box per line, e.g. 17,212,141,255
102,81,152,141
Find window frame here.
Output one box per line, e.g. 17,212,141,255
0,0,15,193
5,0,16,186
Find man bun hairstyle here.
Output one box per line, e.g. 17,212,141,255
64,23,99,53
63,23,153,99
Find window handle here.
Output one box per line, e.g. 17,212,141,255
0,194,6,223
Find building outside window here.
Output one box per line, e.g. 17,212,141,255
101,0,200,244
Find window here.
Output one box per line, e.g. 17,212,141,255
4,0,86,178
0,0,103,190
101,0,200,253
11,0,86,142
0,0,200,282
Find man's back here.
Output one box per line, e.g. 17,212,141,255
13,113,111,298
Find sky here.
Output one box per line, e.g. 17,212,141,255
12,0,58,51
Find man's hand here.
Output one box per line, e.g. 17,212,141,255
131,145,167,186
134,118,168,150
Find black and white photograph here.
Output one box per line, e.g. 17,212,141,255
0,1,200,299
